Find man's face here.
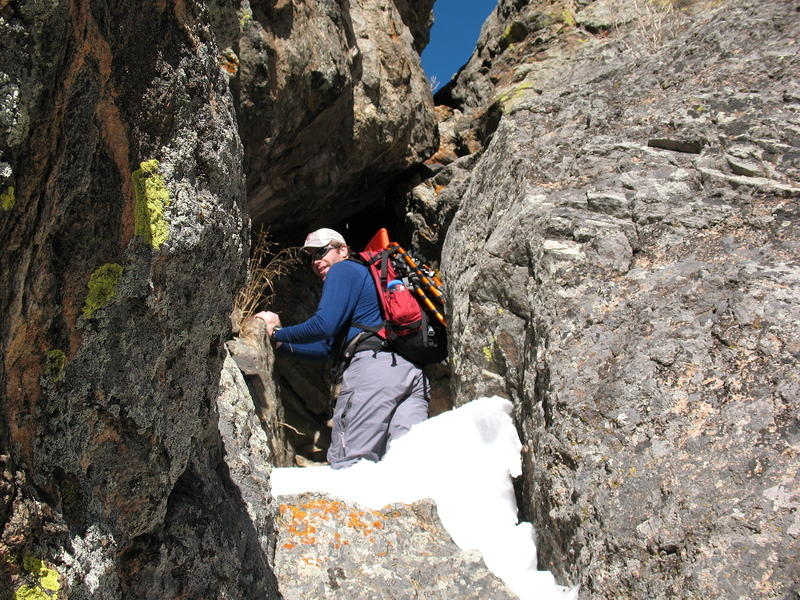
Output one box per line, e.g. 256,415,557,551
309,244,348,280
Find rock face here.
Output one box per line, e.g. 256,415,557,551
440,0,800,597
275,493,517,600
118,355,280,598
233,0,438,229
4,0,797,598
0,2,256,598
1,0,439,596
0,0,266,596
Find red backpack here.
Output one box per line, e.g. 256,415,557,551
348,229,447,366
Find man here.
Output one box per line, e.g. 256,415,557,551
256,228,428,469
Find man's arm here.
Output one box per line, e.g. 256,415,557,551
258,261,364,358
254,310,335,360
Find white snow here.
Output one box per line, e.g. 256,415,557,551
271,396,578,600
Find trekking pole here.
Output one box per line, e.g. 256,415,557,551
388,243,445,306
409,276,448,327
384,242,447,326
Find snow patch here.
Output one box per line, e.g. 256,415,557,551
272,396,578,600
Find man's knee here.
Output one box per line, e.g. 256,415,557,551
388,395,428,441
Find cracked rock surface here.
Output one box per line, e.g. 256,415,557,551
274,493,517,600
438,0,799,597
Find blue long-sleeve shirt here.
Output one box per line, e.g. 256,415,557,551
273,260,383,360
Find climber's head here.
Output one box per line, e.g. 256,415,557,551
303,228,349,280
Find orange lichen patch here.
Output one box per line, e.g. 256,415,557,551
283,512,317,536
301,556,322,568
286,526,317,545
279,498,389,550
221,61,238,75
280,498,347,523
219,49,240,75
347,510,373,532
278,504,308,522
280,499,355,546
282,543,295,550
331,531,352,549
425,148,458,166
304,498,346,518
346,510,385,536
434,104,455,121
434,184,446,195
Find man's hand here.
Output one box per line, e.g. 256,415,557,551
254,311,282,338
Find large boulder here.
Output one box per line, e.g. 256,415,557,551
441,0,800,597
117,355,280,598
0,0,274,596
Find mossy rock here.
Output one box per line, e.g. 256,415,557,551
44,349,66,382
132,160,170,250
499,21,529,50
82,263,124,319
494,82,537,114
1,185,15,211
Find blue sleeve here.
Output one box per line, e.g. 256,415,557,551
273,262,363,358
275,339,332,361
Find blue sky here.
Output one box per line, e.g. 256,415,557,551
421,0,497,92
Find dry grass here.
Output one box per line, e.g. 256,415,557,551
232,229,300,333
615,0,685,59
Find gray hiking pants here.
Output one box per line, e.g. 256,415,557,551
328,350,429,469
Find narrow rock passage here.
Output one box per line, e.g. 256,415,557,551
272,397,577,600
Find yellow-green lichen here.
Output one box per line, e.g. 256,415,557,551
82,263,123,319
14,554,61,599
239,8,253,28
1,185,15,211
500,21,528,47
44,349,67,382
494,81,536,114
482,346,494,362
15,585,53,600
132,159,170,250
560,9,576,26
